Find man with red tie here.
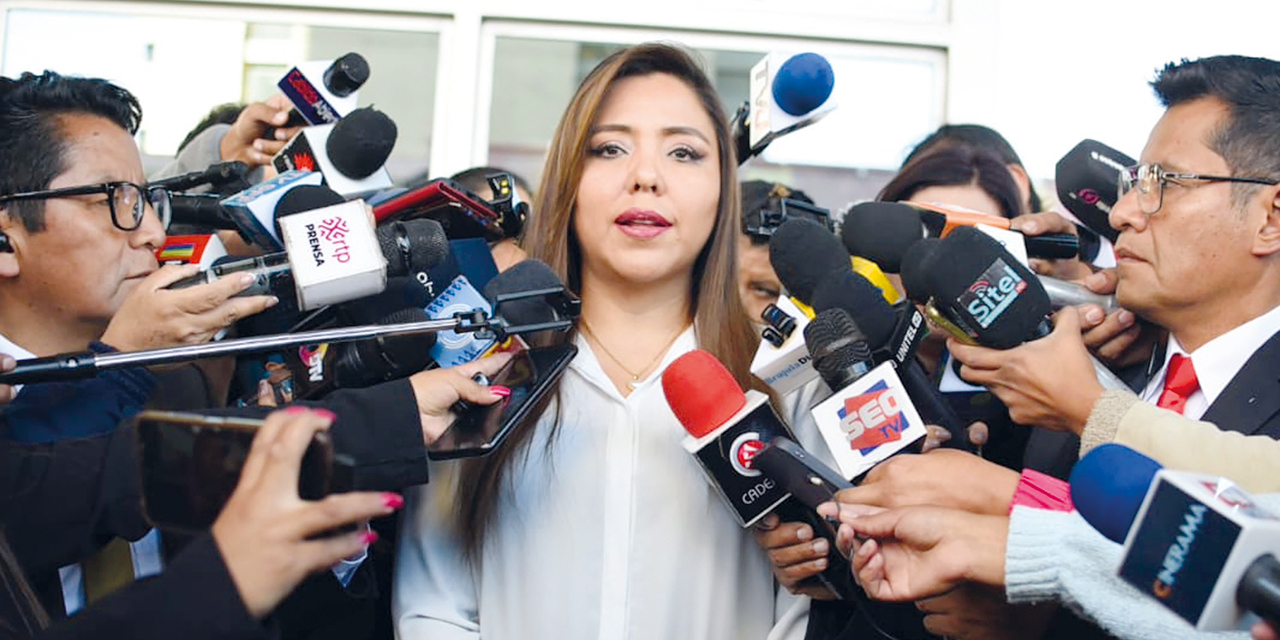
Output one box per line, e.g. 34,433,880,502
951,54,1280,450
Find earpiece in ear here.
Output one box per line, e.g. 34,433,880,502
0,232,12,254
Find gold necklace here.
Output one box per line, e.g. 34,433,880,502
580,318,688,390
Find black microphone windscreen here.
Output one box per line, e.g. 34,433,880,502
327,107,397,179
275,184,344,219
1055,139,1134,243
377,219,449,277
769,218,850,304
899,237,942,304
483,259,564,325
334,306,435,388
805,308,874,390
923,226,1052,349
324,52,369,98
840,202,925,273
340,276,431,325
810,270,897,350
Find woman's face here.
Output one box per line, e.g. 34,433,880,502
573,72,720,288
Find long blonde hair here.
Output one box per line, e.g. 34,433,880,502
455,42,759,557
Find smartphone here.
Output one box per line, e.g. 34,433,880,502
753,437,853,510
757,438,859,599
371,179,505,241
135,411,353,533
427,343,578,460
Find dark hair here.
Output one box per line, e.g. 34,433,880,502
878,145,1023,219
0,71,142,231
450,165,535,198
177,102,244,153
902,124,1041,212
1152,55,1280,207
740,180,815,245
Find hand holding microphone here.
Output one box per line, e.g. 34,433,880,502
101,263,279,352
815,501,1009,602
1008,210,1094,282
949,306,1103,434
221,95,306,168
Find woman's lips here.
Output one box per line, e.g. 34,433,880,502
615,209,672,239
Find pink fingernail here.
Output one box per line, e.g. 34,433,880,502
489,385,511,398
359,530,379,545
312,408,337,422
382,493,404,510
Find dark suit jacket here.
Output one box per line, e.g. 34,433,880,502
9,535,272,640
1,377,427,638
1197,328,1280,437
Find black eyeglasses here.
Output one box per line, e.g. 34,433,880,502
1118,163,1279,215
0,181,172,231
744,198,833,238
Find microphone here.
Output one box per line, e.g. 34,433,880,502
219,170,325,251
842,200,1079,266
802,307,930,478
847,202,1116,310
809,268,967,447
166,194,242,232
149,161,251,195
1056,139,1136,244
732,52,836,164
481,259,580,336
754,218,902,395
903,226,1128,389
1070,444,1280,631
662,349,854,597
331,306,436,389
756,218,850,395
259,280,437,402
170,212,449,312
277,52,369,126
272,106,397,197
156,234,228,269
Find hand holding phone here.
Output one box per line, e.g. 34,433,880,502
424,344,577,459
207,407,400,619
136,410,353,533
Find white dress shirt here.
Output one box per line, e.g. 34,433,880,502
394,329,812,640
1140,303,1280,420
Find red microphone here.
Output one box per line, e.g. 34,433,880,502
663,350,855,598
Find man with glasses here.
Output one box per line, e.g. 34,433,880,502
0,72,274,367
819,54,1280,640
0,70,277,619
948,54,1280,444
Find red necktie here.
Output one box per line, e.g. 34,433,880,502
1156,354,1200,415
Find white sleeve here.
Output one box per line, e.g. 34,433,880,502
393,475,481,640
1005,506,1249,640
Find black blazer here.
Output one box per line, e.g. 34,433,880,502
1197,328,1280,438
1,377,427,638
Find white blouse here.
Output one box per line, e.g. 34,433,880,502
393,329,815,640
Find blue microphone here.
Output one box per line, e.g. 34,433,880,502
1070,443,1280,631
773,52,835,116
1069,443,1164,543
732,52,837,163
